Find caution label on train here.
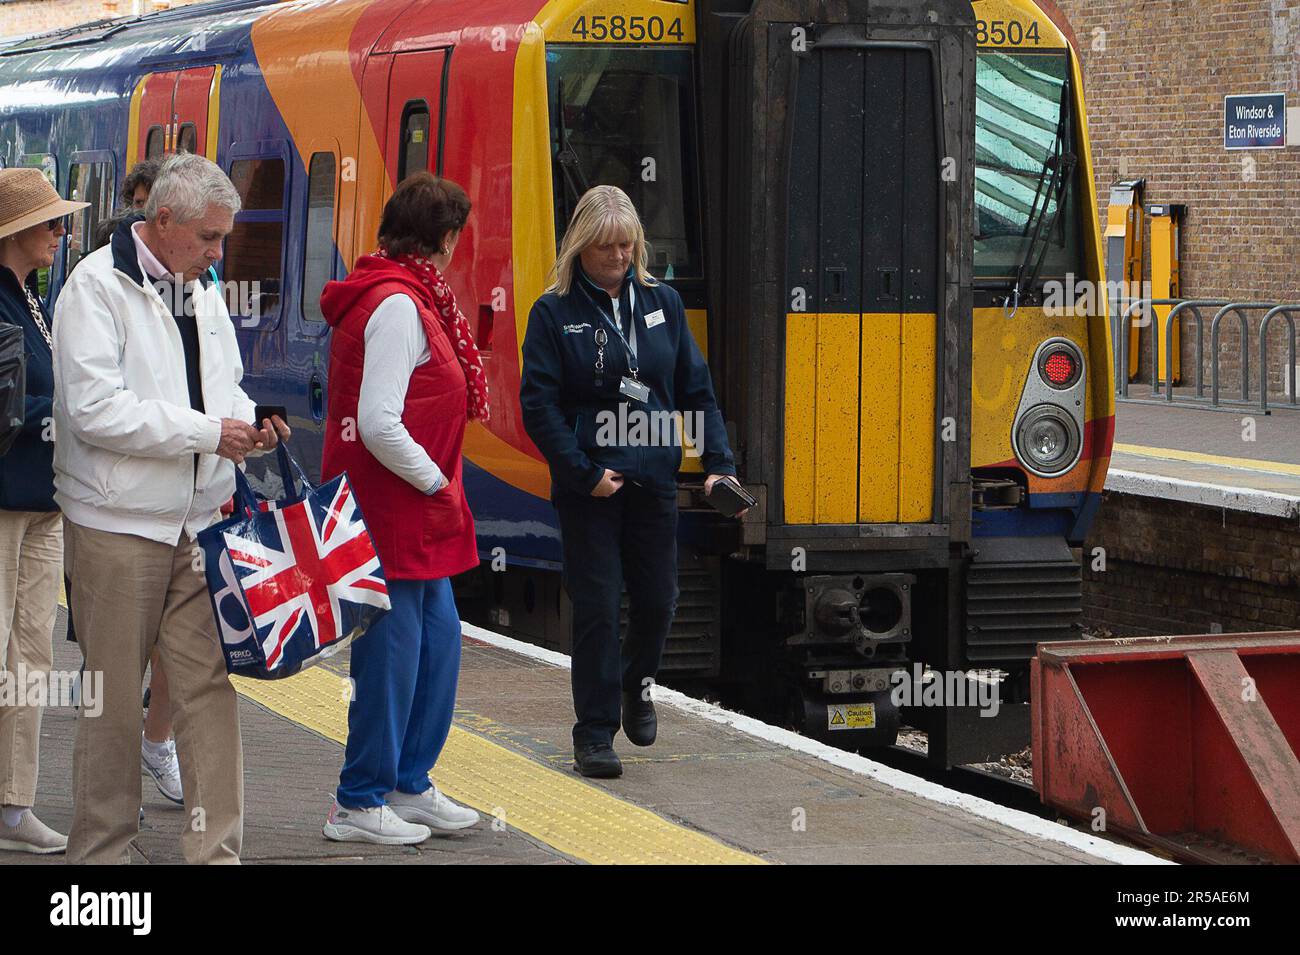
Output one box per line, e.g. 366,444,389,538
827,703,876,731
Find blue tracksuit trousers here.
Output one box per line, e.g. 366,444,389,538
336,577,462,808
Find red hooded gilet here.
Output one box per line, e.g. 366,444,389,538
319,255,479,580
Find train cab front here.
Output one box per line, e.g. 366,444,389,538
691,0,981,758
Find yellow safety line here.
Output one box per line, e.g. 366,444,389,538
232,667,766,865
1113,442,1300,478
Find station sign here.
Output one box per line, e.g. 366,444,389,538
1224,93,1287,149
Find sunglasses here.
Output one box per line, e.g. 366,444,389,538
44,215,70,232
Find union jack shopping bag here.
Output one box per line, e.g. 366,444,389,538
198,443,391,680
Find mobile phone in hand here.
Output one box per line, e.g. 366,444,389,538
706,477,756,517
253,404,288,427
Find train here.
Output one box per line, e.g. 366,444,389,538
0,0,1111,765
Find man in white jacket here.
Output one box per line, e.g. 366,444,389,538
52,153,285,864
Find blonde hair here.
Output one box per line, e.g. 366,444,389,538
546,185,657,296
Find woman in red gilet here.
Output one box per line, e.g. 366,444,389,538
319,173,488,845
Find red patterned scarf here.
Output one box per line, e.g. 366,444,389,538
375,248,490,422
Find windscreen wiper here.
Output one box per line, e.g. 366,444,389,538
1005,74,1074,313
555,84,590,214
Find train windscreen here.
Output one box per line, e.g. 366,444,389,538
973,50,1083,285
545,46,702,281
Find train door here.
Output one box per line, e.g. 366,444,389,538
172,66,218,158
136,71,178,161
783,45,941,525
131,66,217,162
383,50,448,187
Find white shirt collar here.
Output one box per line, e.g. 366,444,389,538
130,221,172,283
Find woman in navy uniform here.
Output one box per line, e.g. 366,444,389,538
521,186,742,778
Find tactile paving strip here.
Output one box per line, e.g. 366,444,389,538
233,667,766,865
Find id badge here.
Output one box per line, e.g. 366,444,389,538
619,376,651,403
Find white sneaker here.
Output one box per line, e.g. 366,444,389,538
0,809,67,854
386,787,480,832
141,735,184,805
322,799,431,845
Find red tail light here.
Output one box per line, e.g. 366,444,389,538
1042,350,1078,388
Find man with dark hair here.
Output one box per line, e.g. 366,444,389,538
121,159,162,212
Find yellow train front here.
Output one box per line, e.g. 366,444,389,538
481,0,1110,766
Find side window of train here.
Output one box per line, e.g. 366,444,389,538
398,100,430,183
65,158,115,276
302,151,337,325
177,123,198,155
225,154,287,329
145,126,165,160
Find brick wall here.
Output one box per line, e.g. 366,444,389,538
1057,0,1300,396
0,1,201,39
1083,490,1300,635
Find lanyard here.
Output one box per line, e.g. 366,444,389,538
585,278,638,372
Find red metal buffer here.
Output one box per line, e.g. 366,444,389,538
1032,633,1300,864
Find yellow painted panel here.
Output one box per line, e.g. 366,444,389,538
971,306,1091,469
814,314,860,523
684,308,707,359
971,0,1067,49
898,313,937,522
783,313,817,524
1150,215,1180,384
540,0,696,43
858,314,901,523
678,308,708,473
125,76,147,166
511,23,558,370
205,65,222,161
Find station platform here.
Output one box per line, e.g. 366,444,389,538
1109,400,1300,517
6,615,1162,866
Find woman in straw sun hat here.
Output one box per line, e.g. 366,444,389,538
0,167,86,854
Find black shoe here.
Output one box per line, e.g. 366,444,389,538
622,691,657,747
573,742,623,779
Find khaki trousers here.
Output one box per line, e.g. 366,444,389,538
64,519,243,864
0,510,62,807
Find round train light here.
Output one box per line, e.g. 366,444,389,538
1038,346,1082,389
1015,404,1081,477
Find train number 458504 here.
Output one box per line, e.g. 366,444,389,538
976,18,1042,46
570,15,685,42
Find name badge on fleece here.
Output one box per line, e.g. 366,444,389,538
644,309,666,329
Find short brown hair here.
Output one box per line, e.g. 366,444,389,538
122,159,161,202
378,173,471,257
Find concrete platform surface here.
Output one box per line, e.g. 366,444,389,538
1109,400,1300,515
1,615,1162,866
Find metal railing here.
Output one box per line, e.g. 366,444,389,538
1114,297,1300,412
1259,305,1300,413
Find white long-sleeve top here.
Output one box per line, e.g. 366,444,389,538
358,293,447,495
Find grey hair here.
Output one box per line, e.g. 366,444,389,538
143,153,241,224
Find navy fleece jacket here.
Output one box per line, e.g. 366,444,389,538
0,265,55,511
520,268,735,498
